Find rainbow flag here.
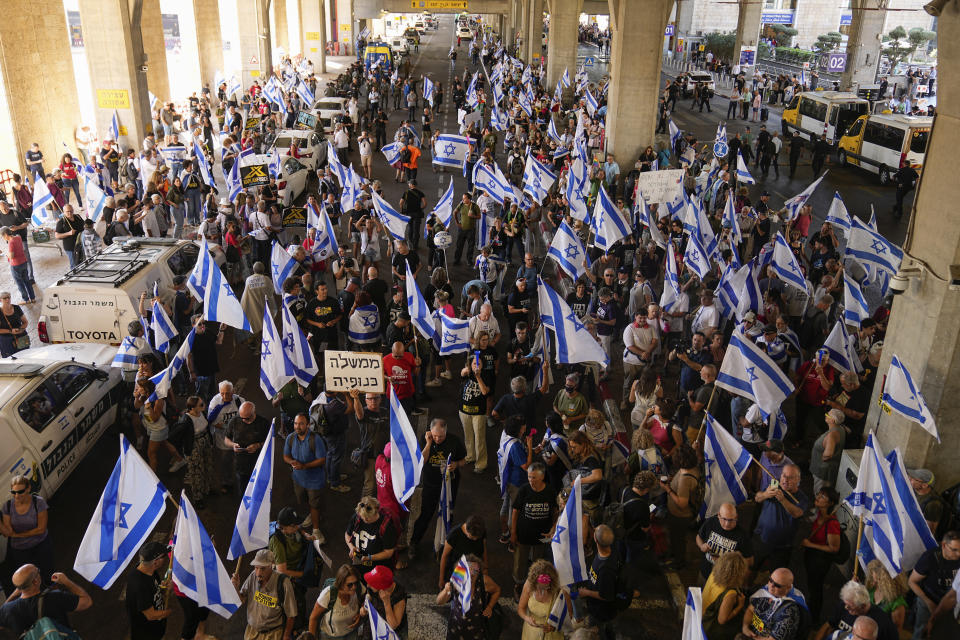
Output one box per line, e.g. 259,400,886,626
450,555,472,613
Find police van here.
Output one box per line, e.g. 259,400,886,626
38,238,201,345
781,91,870,144
837,113,932,185
0,343,122,506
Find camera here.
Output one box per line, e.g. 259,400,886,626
887,271,910,295
670,337,691,353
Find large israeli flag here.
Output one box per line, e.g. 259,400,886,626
203,258,250,331
406,261,439,344
270,242,298,295
472,161,513,205
538,277,610,366
522,154,557,204
260,301,294,397
312,206,340,260
431,181,455,229
584,89,599,117
735,151,756,185
782,171,827,221
661,246,683,312
682,588,708,640
843,271,870,328
881,355,940,442
591,185,630,252
171,491,241,618
366,595,401,640
192,138,214,188
187,237,211,300
31,175,55,227
551,475,588,586
433,134,470,170
547,221,589,280
702,413,752,519
883,447,938,571
281,301,318,387
723,191,741,244
296,81,315,106
770,232,809,293
423,76,435,103
381,141,404,166
635,194,667,249
371,190,410,241
566,156,590,222
684,231,713,281
436,313,471,355
715,330,794,417
149,328,195,401
150,284,178,354
846,217,903,276
74,435,169,589
669,119,682,154
547,117,563,144
822,320,861,374
390,387,424,508
227,424,275,560
825,191,852,233
83,175,109,222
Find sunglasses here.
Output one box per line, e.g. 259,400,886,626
768,578,785,590
11,488,27,495
345,581,359,588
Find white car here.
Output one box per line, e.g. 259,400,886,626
277,156,311,206
389,38,410,58
0,343,123,506
457,26,473,39
311,97,349,135
272,129,326,171
414,21,426,34
684,72,716,98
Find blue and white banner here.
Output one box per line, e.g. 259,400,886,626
83,175,109,222
566,156,590,222
406,261,439,344
203,255,250,331
259,304,293,398
551,475,588,586
682,588,707,640
547,221,589,280
372,190,410,241
783,171,827,222
296,81,315,106
846,217,903,276
227,424,275,560
431,180,455,229
735,151,755,185
433,134,470,170
381,141,403,166
366,595,401,640
825,191,851,233
270,242,298,295
390,387,424,508
150,285,178,354
547,117,563,144
661,246,683,312
311,206,341,261
723,192,742,245
538,277,610,366
281,300,318,387
822,320,861,374
74,435,169,589
881,355,940,441
436,313,471,355
472,161,513,205
771,232,808,293
684,231,713,281
842,271,870,328
591,185,630,252
31,175,55,227
171,491,241,618
715,330,794,417
434,454,453,555
149,329,195,401
702,413,752,518
423,76,435,103
522,154,557,204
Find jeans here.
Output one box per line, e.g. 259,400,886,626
62,178,81,207
10,263,33,302
186,191,204,225
407,216,423,249
66,247,78,269
22,244,35,283
411,475,460,545
911,595,931,640
453,227,476,264
171,203,185,239
324,431,346,485
195,375,216,400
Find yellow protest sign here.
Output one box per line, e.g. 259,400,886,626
96,89,130,109
305,31,320,40
410,0,468,9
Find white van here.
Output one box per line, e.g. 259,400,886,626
781,91,870,145
0,344,122,503
38,238,201,345
838,114,932,184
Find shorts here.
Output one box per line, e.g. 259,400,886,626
148,427,170,442
351,232,361,245
361,155,372,170
294,482,326,510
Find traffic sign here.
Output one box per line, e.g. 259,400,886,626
250,55,259,65
665,25,675,36
827,52,847,72
713,141,728,158
584,57,595,67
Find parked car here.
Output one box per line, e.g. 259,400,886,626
457,26,473,40
683,72,716,98
277,156,311,206
272,129,326,170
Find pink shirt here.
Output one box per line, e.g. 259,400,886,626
6,235,26,266
375,455,403,524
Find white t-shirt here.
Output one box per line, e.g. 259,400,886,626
468,314,500,341
692,303,720,335
140,209,161,237
316,586,360,636
622,322,657,365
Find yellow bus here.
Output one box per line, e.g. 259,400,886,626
781,91,869,145
837,114,932,185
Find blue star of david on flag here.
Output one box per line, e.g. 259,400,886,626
564,244,579,260
565,311,585,332
118,502,132,528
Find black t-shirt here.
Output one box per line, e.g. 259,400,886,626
825,600,898,640
696,517,753,577
401,188,426,218
306,296,341,343
578,456,604,501
126,570,166,640
507,336,536,380
459,375,486,416
620,487,651,543
0,210,27,241
0,590,79,636
512,484,558,545
392,251,420,279
506,289,531,322
585,553,618,621
1,305,26,336
423,434,467,487
752,217,771,245
477,346,497,389
566,292,591,319
363,278,389,311
346,513,398,568
444,525,486,580
914,548,960,601
56,215,84,252
191,325,220,376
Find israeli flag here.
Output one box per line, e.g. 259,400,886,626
227,423,275,560
74,435,169,589
171,491,241,618
548,589,569,631
822,320,861,374
30,175,55,227
635,194,667,248
436,312,471,355
431,181,455,229
490,104,509,132
150,284,178,354
226,75,242,99
259,301,294,397
715,330,794,417
390,387,424,508
192,139,214,188
547,117,563,144
423,76,435,103
149,329,195,401
716,260,762,321
311,207,340,261
227,153,243,202
433,133,470,170
203,258,250,331
81,175,108,223
842,271,870,328
566,157,590,222
187,237,211,300
381,141,403,166
518,90,533,117
560,67,570,88
682,588,708,640
713,123,728,158
450,554,474,613
371,190,409,241
365,595,401,640
112,335,147,369
767,232,807,293
538,277,610,366
584,89,599,117
881,355,940,442
669,119,681,152
883,447,938,571
591,185,631,252
723,192,742,244
281,301,318,387
523,154,557,204
268,152,282,180
661,246,683,312
685,196,718,258
701,413,752,518
148,91,159,111
547,221,589,280
845,217,903,276
684,232,713,281
782,172,828,222
551,475,588,586
825,191,852,234
406,261,440,343
735,151,756,185
472,162,512,205
433,454,454,554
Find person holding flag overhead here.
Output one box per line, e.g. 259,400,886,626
436,553,501,639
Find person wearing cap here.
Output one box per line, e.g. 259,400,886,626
232,548,298,640
908,469,946,537
361,565,407,636
809,408,846,495
270,507,318,629
126,541,173,640
755,323,787,367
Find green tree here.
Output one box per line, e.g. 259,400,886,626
703,31,736,62
813,32,843,55
769,24,798,47
908,27,936,54
882,26,912,68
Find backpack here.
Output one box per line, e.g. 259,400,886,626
20,592,82,640
611,553,634,612
680,471,704,516
602,487,642,541
225,243,241,263
399,146,412,164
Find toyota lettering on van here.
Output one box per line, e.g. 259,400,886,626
65,330,120,341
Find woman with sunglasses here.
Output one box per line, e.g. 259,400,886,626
0,475,53,583
308,564,363,639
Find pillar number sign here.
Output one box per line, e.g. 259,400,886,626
96,90,130,110
410,0,469,8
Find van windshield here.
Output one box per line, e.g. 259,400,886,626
910,129,930,154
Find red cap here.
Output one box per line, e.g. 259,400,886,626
364,565,394,591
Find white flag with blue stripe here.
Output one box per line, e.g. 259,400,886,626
843,271,870,328
883,447,938,571
83,175,109,222
723,192,742,244
74,435,169,589
735,151,755,185
490,104,509,132
171,491,241,618
259,301,294,397
390,387,424,508
149,91,159,111
31,175,55,226
661,247,683,312
715,330,794,417
423,76,435,103
381,141,403,166
371,190,409,241
669,119,681,153
782,171,827,222
109,110,120,142
406,261,439,344
203,258,250,331
845,217,903,276
591,185,630,252
560,67,571,88
226,153,243,201
771,232,808,293
551,475,588,586
111,336,147,369
584,89,599,117
149,329,195,401
270,241,297,294
227,75,242,99
547,221,589,280
684,231,713,281
682,588,708,640
227,424,275,559
472,161,513,205
431,181,455,229
635,194,667,249
281,301,318,387
436,313,471,355
538,278,609,366
822,320,861,374
566,156,590,222
702,413,752,518
547,117,563,144
433,134,470,170
365,595,401,640
187,237,211,300
312,206,341,261
192,138,214,188
881,355,940,442
523,154,557,204
825,191,852,233
150,284,178,354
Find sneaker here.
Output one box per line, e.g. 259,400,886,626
473,467,485,474
169,459,187,472
440,371,453,380
329,484,351,493
312,529,326,545
425,378,442,387
498,532,510,545
340,473,349,481
301,516,313,528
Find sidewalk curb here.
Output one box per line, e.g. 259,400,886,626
665,569,686,621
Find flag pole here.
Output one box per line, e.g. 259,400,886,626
749,456,798,503
695,384,718,444
852,513,865,581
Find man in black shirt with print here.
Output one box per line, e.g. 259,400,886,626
408,418,466,561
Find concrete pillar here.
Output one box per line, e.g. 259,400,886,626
79,0,153,149
865,2,960,485
733,0,762,69
193,0,224,91
527,0,546,65
258,0,274,77
141,0,170,102
231,0,270,89
675,0,694,40
273,0,290,54
605,0,672,167
518,0,529,57
0,0,83,177
545,0,578,89
840,0,884,91
335,0,353,51
301,0,327,74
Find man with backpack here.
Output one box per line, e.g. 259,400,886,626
0,564,91,637
231,549,298,640
270,507,322,633
577,524,620,640
282,413,327,543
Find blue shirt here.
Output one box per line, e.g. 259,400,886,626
505,441,528,487
754,488,809,548
284,432,327,489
